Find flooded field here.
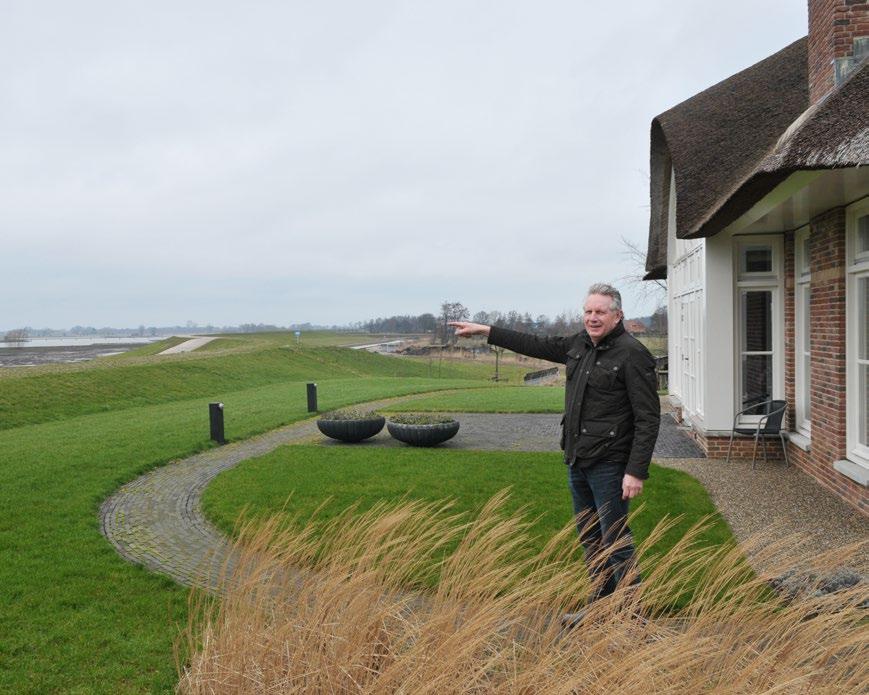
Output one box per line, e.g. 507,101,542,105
0,338,157,367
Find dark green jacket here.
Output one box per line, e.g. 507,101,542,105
488,322,660,479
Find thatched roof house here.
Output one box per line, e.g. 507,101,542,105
644,0,869,514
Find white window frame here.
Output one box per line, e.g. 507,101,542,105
794,226,811,436
734,235,784,424
845,198,869,468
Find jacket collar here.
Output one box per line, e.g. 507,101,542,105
580,321,625,351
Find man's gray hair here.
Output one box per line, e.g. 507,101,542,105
586,283,623,312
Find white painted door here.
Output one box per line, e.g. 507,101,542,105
679,294,700,416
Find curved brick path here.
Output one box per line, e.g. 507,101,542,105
99,404,571,590
99,416,323,590
101,401,867,590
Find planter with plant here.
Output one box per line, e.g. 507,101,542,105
317,408,386,443
386,413,460,447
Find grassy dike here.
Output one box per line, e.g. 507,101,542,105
0,338,512,693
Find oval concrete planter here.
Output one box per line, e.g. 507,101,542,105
387,419,460,447
317,416,385,443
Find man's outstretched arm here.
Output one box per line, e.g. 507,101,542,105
449,321,573,364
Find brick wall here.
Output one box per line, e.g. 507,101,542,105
808,0,869,104
685,212,867,514
809,207,848,463
806,207,867,514
686,429,785,462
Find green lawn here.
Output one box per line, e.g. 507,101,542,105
203,445,734,600
0,336,504,694
0,341,522,431
0,332,717,692
385,385,564,413
204,446,731,552
194,330,425,352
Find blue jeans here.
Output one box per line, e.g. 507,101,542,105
567,459,637,600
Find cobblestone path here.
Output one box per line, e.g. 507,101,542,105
99,416,322,591
99,406,570,590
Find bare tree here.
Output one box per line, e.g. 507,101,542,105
3,328,29,344
616,235,666,307
439,301,469,344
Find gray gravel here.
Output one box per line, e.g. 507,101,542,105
654,456,868,565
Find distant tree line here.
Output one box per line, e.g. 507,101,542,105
354,313,439,334
356,301,667,344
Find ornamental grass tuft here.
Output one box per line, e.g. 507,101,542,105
318,408,383,421
387,412,457,425
178,493,868,694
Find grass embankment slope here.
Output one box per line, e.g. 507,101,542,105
0,333,511,693
0,338,527,431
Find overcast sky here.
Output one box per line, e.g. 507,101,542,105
1,1,806,330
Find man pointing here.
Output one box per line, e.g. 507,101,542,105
450,283,660,607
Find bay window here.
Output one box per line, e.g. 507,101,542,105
736,236,783,418
794,226,811,435
846,200,869,467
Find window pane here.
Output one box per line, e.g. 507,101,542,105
742,355,772,411
802,357,812,421
744,246,772,273
861,276,868,447
742,291,772,352
802,235,811,273
861,364,869,448
801,284,811,422
802,285,811,354
858,215,869,255
860,277,868,361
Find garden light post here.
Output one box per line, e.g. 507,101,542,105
307,382,318,412
209,402,225,444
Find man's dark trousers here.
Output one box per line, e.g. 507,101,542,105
567,457,636,600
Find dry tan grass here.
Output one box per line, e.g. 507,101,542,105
177,494,868,694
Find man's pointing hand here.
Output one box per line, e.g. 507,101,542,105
448,321,491,338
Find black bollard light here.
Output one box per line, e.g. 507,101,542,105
306,382,318,413
209,402,225,444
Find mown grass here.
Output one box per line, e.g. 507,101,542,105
194,330,426,351
0,338,499,693
0,343,519,431
0,331,721,693
636,334,667,356
385,385,564,413
202,445,733,603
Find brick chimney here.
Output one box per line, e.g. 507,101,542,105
808,0,869,104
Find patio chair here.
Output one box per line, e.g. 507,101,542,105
725,399,790,469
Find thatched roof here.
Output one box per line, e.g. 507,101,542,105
758,60,869,172
645,38,809,277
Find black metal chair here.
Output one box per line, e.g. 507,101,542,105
725,399,790,468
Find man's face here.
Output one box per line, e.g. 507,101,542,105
583,293,622,343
